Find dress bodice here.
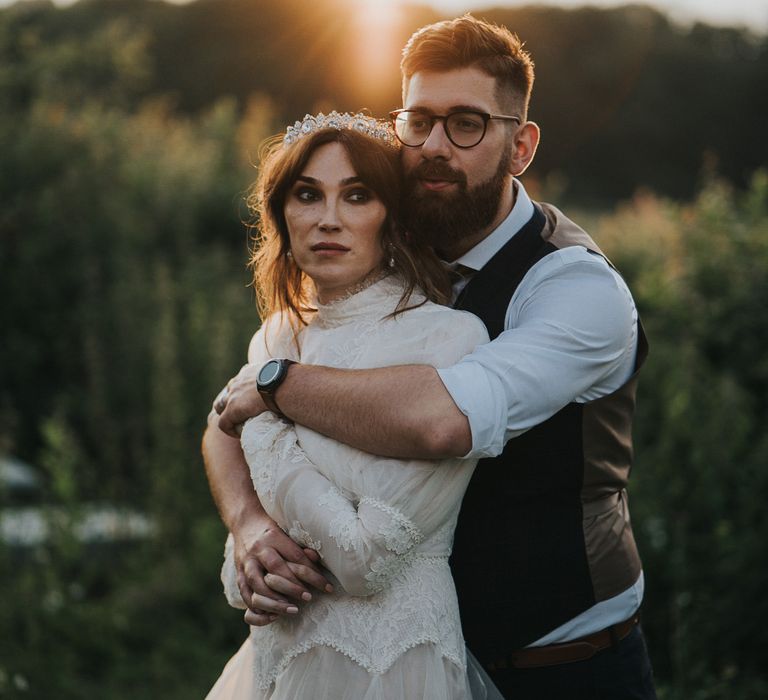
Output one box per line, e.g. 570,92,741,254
220,276,489,690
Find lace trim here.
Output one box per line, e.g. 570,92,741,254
247,556,465,689
288,520,322,553
251,633,465,689
365,552,415,593
360,496,424,554
317,486,359,552
315,269,391,310
312,274,405,330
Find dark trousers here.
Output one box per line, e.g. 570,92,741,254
487,626,657,700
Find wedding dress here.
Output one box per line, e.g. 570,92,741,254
206,275,502,700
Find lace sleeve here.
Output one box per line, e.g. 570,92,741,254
219,312,299,609
240,414,475,597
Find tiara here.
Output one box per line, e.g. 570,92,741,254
283,111,397,147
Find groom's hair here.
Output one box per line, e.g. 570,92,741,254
401,15,535,119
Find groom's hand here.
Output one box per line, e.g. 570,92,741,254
234,513,333,627
215,364,268,438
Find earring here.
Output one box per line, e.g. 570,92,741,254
388,245,396,269
286,250,293,258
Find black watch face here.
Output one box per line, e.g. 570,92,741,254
258,360,282,387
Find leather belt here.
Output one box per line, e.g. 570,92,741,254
486,614,640,670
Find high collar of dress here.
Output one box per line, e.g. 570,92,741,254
313,274,417,328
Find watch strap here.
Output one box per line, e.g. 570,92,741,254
258,359,296,420
261,390,283,417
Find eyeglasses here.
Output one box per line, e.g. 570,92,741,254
389,109,521,149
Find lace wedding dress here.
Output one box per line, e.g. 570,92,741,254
206,276,501,700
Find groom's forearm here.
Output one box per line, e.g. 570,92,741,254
276,364,472,459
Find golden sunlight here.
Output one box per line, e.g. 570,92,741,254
351,0,403,107
356,0,401,28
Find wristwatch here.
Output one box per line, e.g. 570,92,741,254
257,359,296,419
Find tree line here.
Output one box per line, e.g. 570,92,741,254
2,0,766,203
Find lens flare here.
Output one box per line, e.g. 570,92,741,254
351,0,402,105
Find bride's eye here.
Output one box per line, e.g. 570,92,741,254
346,187,374,203
294,187,321,202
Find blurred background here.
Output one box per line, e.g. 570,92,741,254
0,0,766,697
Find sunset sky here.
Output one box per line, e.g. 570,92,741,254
1,0,766,32
429,0,767,32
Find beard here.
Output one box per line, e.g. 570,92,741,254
403,147,512,255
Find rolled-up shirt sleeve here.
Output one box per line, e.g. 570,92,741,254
437,247,638,459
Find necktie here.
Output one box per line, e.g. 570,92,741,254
449,264,475,302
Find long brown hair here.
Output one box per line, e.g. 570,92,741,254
247,127,451,330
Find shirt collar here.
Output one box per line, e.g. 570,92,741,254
451,178,535,273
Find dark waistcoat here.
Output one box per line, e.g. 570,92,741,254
450,202,648,662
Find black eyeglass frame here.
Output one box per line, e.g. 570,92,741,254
389,109,521,149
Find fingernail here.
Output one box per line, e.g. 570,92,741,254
325,584,334,593
301,592,312,601
286,606,299,614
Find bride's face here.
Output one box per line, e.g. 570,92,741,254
284,142,388,304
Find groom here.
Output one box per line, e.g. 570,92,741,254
206,15,656,699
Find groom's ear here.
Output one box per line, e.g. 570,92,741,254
508,121,540,177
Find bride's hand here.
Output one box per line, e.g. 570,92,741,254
244,557,331,626
234,516,333,626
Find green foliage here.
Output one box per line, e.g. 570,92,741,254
39,411,83,504
589,171,768,698
0,92,261,500
0,19,261,697
1,0,765,202
0,516,241,699
0,2,766,697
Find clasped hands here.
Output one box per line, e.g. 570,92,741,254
232,512,333,627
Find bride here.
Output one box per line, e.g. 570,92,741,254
206,112,499,699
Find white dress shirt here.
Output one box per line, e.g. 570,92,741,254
437,180,644,645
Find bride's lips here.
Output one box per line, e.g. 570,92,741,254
311,242,350,256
